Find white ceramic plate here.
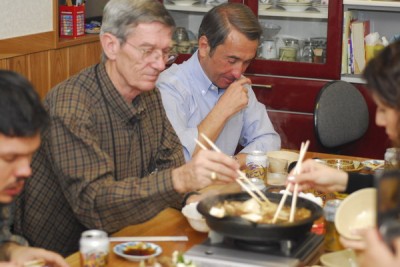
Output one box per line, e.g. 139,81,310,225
113,242,162,262
362,159,385,170
259,3,272,9
320,249,358,267
171,0,199,6
280,5,311,12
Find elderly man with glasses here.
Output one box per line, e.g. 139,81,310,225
14,0,239,257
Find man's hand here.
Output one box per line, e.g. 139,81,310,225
8,245,69,267
215,77,250,119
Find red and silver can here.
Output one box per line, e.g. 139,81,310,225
80,229,109,267
246,151,268,181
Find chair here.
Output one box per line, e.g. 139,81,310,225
314,80,369,149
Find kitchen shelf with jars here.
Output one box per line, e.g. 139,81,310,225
340,0,400,84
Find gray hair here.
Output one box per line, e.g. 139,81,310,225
100,0,175,61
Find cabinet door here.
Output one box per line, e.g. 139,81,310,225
244,0,343,80
247,75,327,151
163,0,343,80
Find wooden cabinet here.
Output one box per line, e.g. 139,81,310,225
0,0,101,98
0,41,101,98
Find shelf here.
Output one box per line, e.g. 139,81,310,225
164,3,214,12
57,34,100,49
259,8,328,19
344,0,400,11
341,74,366,84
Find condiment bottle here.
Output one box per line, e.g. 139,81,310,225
323,199,343,252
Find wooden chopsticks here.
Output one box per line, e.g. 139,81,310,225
195,133,271,206
272,140,310,223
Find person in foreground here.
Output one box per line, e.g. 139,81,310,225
0,70,68,266
156,3,280,168
14,0,239,257
290,40,400,267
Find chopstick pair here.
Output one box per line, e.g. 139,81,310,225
272,140,310,223
194,133,271,206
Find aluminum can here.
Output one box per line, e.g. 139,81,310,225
80,230,109,267
246,151,268,181
323,199,343,252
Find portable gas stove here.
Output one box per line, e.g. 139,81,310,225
185,231,324,267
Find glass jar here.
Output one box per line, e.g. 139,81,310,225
302,40,313,63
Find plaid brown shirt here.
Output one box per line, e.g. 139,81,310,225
0,204,28,248
14,63,185,256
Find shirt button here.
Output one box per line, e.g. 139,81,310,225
201,90,205,94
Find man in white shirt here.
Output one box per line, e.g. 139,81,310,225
157,3,281,168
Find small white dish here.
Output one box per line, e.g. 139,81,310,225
314,4,328,13
182,202,210,232
113,242,162,262
259,3,272,9
171,0,199,6
320,249,357,267
280,4,311,12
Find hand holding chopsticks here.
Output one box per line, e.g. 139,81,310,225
196,133,271,206
272,140,310,223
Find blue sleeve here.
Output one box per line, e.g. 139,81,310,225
239,87,281,153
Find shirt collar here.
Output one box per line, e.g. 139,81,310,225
189,51,218,95
96,63,144,124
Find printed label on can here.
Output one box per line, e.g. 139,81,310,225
246,151,268,180
80,251,108,267
80,230,109,267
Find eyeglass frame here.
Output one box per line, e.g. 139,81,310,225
124,41,177,65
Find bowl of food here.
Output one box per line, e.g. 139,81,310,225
335,188,376,240
321,159,363,172
182,202,210,233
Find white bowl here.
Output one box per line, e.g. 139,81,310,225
335,188,376,240
113,241,162,262
182,202,210,233
320,249,357,267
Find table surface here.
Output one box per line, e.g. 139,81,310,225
65,151,372,266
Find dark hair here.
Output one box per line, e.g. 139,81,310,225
0,70,48,137
363,40,400,109
363,40,400,146
198,3,262,55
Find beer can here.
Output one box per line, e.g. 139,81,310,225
80,229,109,267
323,199,343,252
246,151,268,181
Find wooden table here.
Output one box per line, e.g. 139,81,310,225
65,151,372,266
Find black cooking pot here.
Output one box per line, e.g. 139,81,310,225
197,192,323,241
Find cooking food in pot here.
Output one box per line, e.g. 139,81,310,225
210,198,311,223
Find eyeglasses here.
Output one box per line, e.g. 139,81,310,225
125,42,177,65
